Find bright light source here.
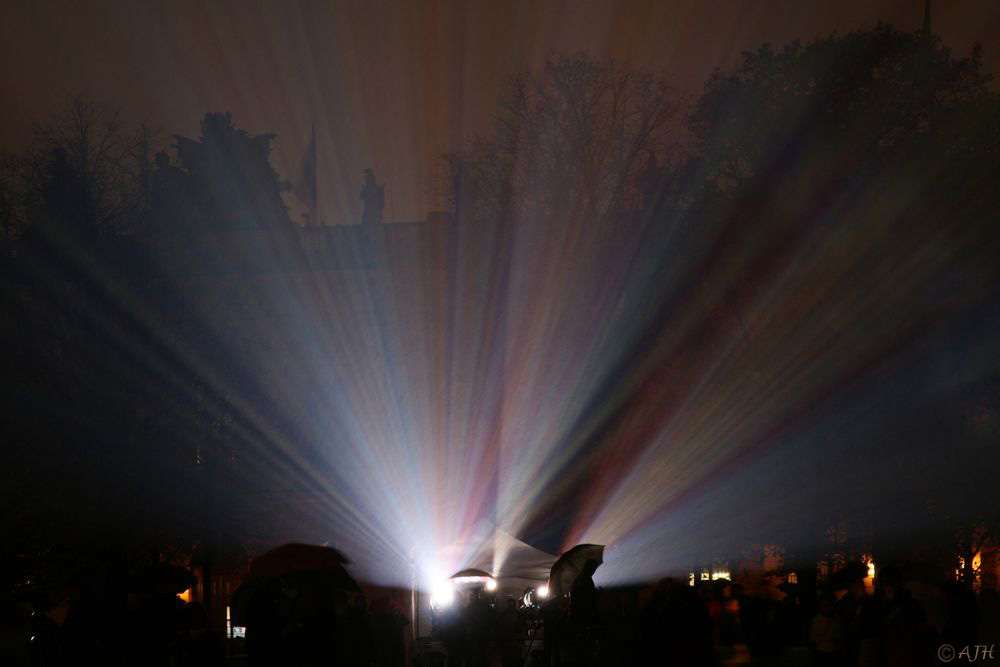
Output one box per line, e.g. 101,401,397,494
864,556,876,595
536,585,549,599
430,581,455,609
485,578,497,592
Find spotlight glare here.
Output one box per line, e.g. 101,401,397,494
536,584,549,599
430,581,455,609
485,578,497,592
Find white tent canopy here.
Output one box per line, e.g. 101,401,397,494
438,521,556,596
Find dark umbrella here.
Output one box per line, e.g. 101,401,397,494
230,568,360,625
127,564,196,596
230,544,359,626
449,568,493,580
247,543,350,580
548,544,604,597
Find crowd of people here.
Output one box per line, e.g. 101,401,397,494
0,580,411,667
243,586,409,667
426,565,996,667
2,562,997,666
623,568,994,667
0,583,226,666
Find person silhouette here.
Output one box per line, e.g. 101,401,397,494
360,168,384,225
568,560,601,666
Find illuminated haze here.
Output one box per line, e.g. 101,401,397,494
3,0,999,589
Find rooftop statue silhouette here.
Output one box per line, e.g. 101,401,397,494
360,168,384,225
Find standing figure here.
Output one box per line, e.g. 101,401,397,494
361,168,385,225
568,560,602,666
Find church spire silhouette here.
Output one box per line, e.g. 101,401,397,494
295,124,319,224
922,0,932,36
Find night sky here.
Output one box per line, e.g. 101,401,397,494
3,0,998,222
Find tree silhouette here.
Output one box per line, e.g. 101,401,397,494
22,97,145,239
445,53,680,224
0,151,27,242
173,112,291,230
690,24,994,191
683,24,1000,576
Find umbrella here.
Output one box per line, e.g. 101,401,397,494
449,568,493,580
247,543,350,581
548,544,604,597
230,566,360,626
230,543,358,626
128,564,196,596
